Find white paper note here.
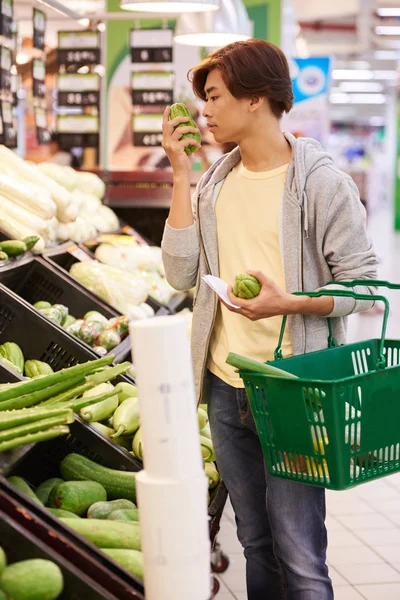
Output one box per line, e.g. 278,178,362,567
202,274,241,309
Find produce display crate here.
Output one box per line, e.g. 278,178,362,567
166,291,193,314
2,418,145,599
0,506,121,600
43,241,166,315
0,256,131,363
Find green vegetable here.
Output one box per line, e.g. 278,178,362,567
102,549,143,580
7,477,43,505
36,478,64,505
0,547,6,576
47,508,81,519
0,240,27,257
86,321,106,337
48,480,107,516
0,413,73,442
80,394,119,423
0,356,21,373
169,103,201,155
200,435,216,462
92,345,108,356
84,310,108,324
78,323,97,346
90,422,115,438
52,304,69,325
0,426,69,453
0,406,73,431
226,352,298,379
63,314,76,329
24,360,53,378
60,453,136,502
0,342,24,374
23,235,40,251
82,382,114,398
97,329,121,352
39,307,65,326
66,319,84,337
205,462,220,489
0,374,85,411
60,519,141,550
114,435,134,451
112,397,140,438
115,382,138,402
0,559,64,600
88,499,136,520
107,509,139,522
33,301,51,310
132,428,143,460
0,252,8,260
197,407,208,430
233,273,262,299
108,316,129,337
200,423,212,439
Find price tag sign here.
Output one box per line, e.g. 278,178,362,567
58,31,100,66
130,29,173,64
1,100,16,147
33,8,45,51
0,46,11,91
0,0,13,39
133,113,163,147
32,58,46,98
35,107,50,144
66,244,92,262
131,71,174,107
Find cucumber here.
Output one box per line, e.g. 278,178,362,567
0,240,27,257
36,477,64,505
112,397,140,438
0,559,63,600
88,499,137,520
33,301,52,310
48,480,107,516
80,394,119,423
132,428,143,461
8,477,43,505
60,518,141,550
90,422,116,438
0,547,6,576
107,509,139,522
200,435,216,462
102,549,143,579
24,360,54,378
60,453,137,502
47,508,81,519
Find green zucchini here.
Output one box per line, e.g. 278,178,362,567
7,477,43,505
132,428,143,460
60,518,141,550
226,352,298,379
0,240,27,257
107,508,139,522
112,397,140,438
36,478,64,505
0,546,6,576
24,360,54,378
48,480,107,516
60,453,136,502
0,559,64,600
0,343,24,375
80,394,119,423
169,103,201,155
90,422,115,438
47,508,81,519
88,499,137,520
102,549,143,579
115,382,138,403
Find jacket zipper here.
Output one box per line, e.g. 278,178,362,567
300,206,307,353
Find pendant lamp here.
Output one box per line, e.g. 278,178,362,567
120,0,219,13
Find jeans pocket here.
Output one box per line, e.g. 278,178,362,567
236,388,250,422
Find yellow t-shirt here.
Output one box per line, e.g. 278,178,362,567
208,161,293,388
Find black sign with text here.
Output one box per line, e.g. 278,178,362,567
58,90,100,107
57,48,100,66
33,8,45,51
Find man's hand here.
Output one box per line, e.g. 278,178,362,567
223,270,335,321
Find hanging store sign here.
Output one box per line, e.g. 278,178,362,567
0,46,11,91
132,113,164,147
32,58,45,98
131,71,173,106
33,8,45,51
0,0,13,39
130,29,173,64
57,31,100,66
57,114,99,149
1,100,16,147
57,73,100,107
35,107,50,144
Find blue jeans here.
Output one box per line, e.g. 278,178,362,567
207,371,333,600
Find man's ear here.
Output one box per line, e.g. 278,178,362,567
249,96,265,112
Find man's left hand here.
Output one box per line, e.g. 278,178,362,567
224,270,293,321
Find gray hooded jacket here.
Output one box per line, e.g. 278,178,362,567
161,132,378,403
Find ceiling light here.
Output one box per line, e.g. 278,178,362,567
374,50,399,59
338,81,383,92
97,22,106,32
78,17,90,27
375,26,400,35
332,69,374,80
377,8,400,17
175,0,251,47
120,0,219,12
330,93,387,104
373,70,398,80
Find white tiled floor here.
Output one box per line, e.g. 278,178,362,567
212,204,400,599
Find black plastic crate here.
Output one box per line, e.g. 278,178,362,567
0,508,120,600
0,282,102,371
0,256,131,363
166,291,193,314
43,242,164,314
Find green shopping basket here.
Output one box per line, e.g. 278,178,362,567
238,280,400,491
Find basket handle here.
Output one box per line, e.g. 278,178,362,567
274,281,394,370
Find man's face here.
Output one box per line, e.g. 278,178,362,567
202,69,250,145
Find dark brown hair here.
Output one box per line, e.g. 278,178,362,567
189,39,294,119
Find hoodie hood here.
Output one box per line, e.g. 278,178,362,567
200,130,334,237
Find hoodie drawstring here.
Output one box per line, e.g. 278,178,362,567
302,189,309,239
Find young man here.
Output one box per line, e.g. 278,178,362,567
161,39,377,600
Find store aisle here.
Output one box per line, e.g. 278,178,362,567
214,204,400,599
